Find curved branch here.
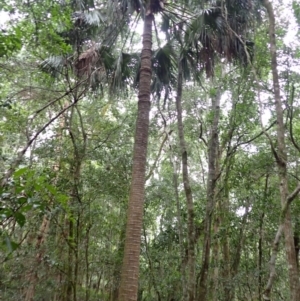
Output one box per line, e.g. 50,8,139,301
145,130,172,182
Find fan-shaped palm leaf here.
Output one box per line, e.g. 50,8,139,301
111,51,140,92
151,42,177,100
72,10,106,26
181,2,256,76
40,56,68,77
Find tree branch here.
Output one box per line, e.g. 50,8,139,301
1,102,76,187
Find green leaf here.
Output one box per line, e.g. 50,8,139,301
13,167,28,178
14,212,26,227
4,236,18,252
45,184,57,195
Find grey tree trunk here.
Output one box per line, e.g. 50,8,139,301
198,89,221,301
263,1,300,300
175,60,196,301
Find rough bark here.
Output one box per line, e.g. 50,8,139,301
198,89,221,301
262,1,300,300
118,13,152,301
175,60,196,301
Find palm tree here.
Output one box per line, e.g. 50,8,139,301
8,1,260,300
118,1,165,301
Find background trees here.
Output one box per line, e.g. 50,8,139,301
1,0,300,301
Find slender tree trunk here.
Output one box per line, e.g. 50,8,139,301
258,175,268,301
143,227,162,301
170,155,187,299
176,60,196,301
118,12,153,301
210,209,220,301
229,205,250,301
110,226,125,301
263,1,300,300
198,89,221,301
67,112,85,301
219,178,231,301
66,218,74,301
258,211,265,301
85,224,91,301
294,220,300,270
23,215,50,301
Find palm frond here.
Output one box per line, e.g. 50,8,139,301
117,0,143,14
40,56,68,77
151,42,177,99
110,51,140,93
72,9,106,27
182,1,257,77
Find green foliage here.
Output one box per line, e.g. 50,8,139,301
0,27,22,57
0,1,299,300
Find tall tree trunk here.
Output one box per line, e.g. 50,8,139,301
258,175,268,301
198,89,221,301
175,60,196,301
118,12,153,301
23,215,50,301
66,218,74,301
294,220,300,270
210,208,220,301
110,226,125,301
170,155,187,299
263,1,300,300
85,224,91,301
219,171,231,301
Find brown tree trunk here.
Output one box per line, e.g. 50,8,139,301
23,215,50,301
175,60,196,301
118,12,153,301
263,1,300,300
198,89,221,301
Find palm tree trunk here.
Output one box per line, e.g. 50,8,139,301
118,12,153,301
263,1,300,300
175,60,196,301
198,89,221,301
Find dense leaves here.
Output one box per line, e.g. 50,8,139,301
1,0,300,301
